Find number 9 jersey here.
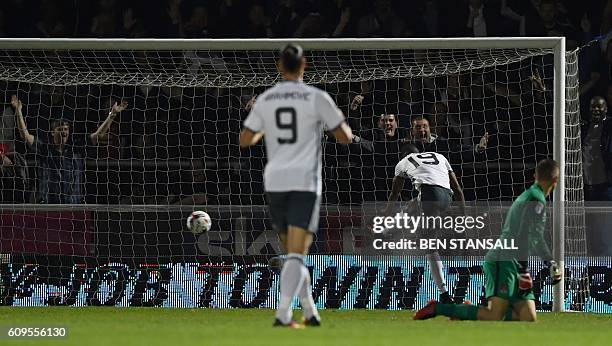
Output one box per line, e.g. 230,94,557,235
395,152,453,191
243,80,345,194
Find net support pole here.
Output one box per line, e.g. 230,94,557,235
552,37,566,313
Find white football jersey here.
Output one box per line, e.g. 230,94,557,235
243,80,345,193
395,152,453,191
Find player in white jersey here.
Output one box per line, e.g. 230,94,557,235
239,43,353,328
387,144,465,304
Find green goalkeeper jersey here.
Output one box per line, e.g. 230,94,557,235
485,183,553,262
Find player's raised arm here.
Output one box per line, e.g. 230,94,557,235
12,95,34,147
91,100,127,145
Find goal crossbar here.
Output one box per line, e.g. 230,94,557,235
0,37,564,51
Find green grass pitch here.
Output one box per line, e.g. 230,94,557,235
1,308,611,346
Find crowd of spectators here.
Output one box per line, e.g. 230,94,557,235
0,65,555,205
1,0,612,204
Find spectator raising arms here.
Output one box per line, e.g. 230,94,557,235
13,95,127,204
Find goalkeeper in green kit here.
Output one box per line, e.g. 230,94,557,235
414,159,563,322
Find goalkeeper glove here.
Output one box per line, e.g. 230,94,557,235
519,273,533,291
517,262,533,296
518,272,533,295
545,260,562,285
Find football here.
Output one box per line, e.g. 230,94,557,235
186,211,212,234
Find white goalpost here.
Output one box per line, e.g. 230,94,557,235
551,37,566,313
0,38,585,312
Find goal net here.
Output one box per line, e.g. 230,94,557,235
0,39,590,311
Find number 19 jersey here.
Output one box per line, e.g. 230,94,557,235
243,80,345,194
394,152,453,191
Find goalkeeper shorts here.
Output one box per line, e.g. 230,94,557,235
266,191,321,234
483,260,535,304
